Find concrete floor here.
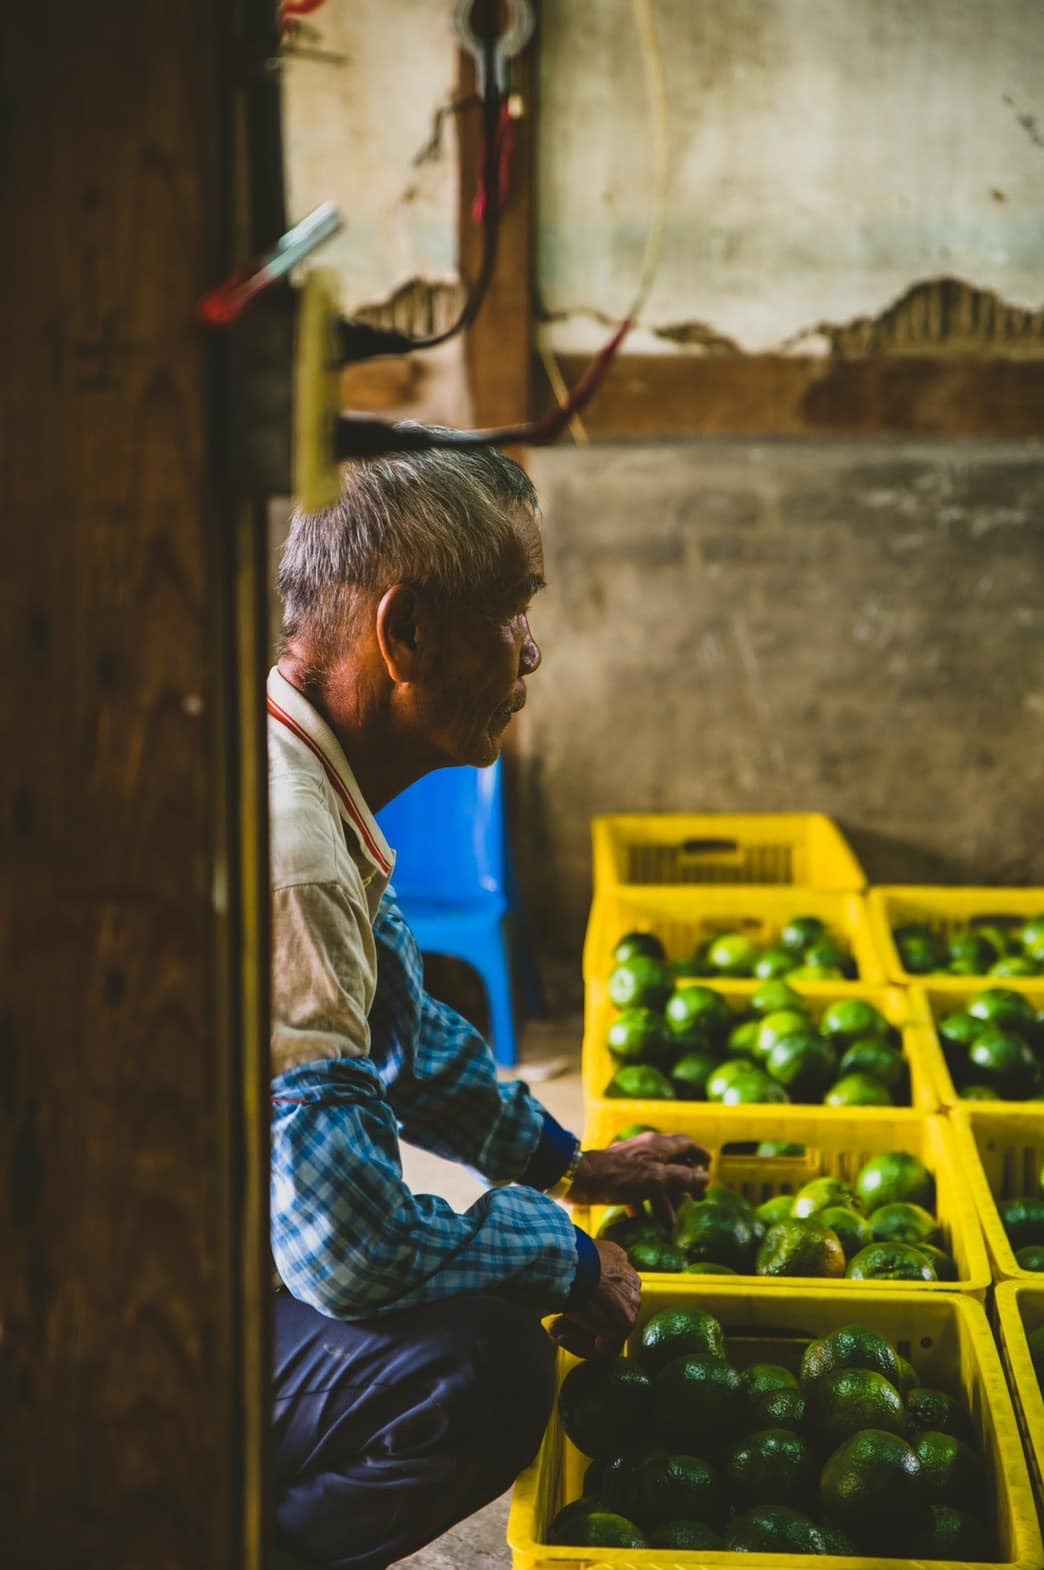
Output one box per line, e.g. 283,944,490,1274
396,1016,584,1570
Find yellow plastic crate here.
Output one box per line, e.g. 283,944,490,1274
572,1108,990,1296
867,887,1044,987
995,1281,1044,1527
508,1282,1043,1570
592,813,866,893
584,885,882,989
583,980,937,1114
906,984,1044,1114
950,1108,1044,1282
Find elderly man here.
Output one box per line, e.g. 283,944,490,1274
269,437,708,1570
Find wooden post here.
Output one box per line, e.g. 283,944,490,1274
0,3,269,1565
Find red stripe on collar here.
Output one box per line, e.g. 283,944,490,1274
267,695,392,876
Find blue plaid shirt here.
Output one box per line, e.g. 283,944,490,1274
271,889,599,1320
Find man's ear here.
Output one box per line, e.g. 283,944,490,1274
375,583,434,682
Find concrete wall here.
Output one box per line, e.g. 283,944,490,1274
513,440,1044,993
540,0,1044,355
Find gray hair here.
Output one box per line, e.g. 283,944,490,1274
277,432,538,664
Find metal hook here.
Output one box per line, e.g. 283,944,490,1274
453,0,534,96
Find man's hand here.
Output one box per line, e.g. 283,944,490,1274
547,1240,641,1360
566,1132,711,1226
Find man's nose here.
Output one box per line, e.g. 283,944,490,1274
520,620,541,675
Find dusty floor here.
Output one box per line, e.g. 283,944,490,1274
396,1016,584,1570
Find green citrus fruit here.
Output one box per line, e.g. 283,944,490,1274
750,980,806,1016
1015,1244,1044,1270
609,955,673,1010
869,1201,941,1247
991,956,1038,977
654,1354,746,1450
998,1196,1044,1251
896,1356,920,1397
914,1430,984,1509
727,1427,816,1508
839,1039,908,1091
669,1052,718,1100
965,1026,1039,1098
913,1243,958,1280
968,987,1037,1030
756,1194,796,1227
683,1260,737,1275
706,932,760,978
647,1519,722,1549
673,1199,758,1271
910,1503,989,1560
629,1239,687,1273
613,931,666,964
607,1007,672,1063
855,1150,935,1212
819,1205,873,1260
780,915,827,952
766,1032,838,1099
791,1176,863,1219
665,984,733,1040
824,1073,893,1107
740,1362,799,1398
800,1325,902,1390
627,1452,724,1529
804,941,856,977
725,1503,825,1553
747,1387,808,1434
756,1219,846,1278
905,1388,975,1445
705,1058,753,1100
820,998,890,1044
558,1357,655,1459
753,946,797,979
894,923,948,974
754,1010,813,1062
819,1429,922,1537
807,1367,906,1446
636,1306,727,1376
719,1069,790,1106
610,1122,660,1143
727,1018,761,1056
596,1206,668,1250
756,1141,806,1157
947,931,995,971
845,1242,937,1281
605,1063,676,1100
547,1506,648,1548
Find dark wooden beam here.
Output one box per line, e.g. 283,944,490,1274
534,352,1044,437
0,3,269,1565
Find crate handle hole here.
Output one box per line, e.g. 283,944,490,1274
680,838,740,856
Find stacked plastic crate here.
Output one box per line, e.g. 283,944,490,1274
508,814,1044,1570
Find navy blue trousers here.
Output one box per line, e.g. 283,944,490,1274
273,1290,557,1570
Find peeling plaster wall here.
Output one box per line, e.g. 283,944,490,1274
514,441,1044,1001
540,0,1044,354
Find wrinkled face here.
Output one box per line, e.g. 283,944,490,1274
421,510,545,768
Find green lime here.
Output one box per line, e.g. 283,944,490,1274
824,1073,893,1107
725,1504,825,1554
845,1242,937,1281
949,957,986,976
786,964,845,980
719,1069,790,1105
755,1219,846,1279
820,998,890,1044
855,1150,935,1212
683,1260,737,1275
669,1052,718,1100
807,1367,906,1447
647,1519,722,1549
739,1363,800,1398
665,984,733,1039
976,921,1023,958
705,1058,754,1101
609,955,673,1011
968,987,1037,1030
896,1356,920,1397
819,1430,922,1538
913,1244,959,1281
727,1018,761,1056
756,1141,806,1157
636,1306,727,1377
596,1206,668,1250
947,931,995,971
780,915,827,952
800,1326,902,1391
547,1506,648,1548
613,930,666,964
756,1194,796,1227
606,1007,671,1063
894,923,948,974
754,1009,814,1062
753,946,797,979
627,1452,724,1529
1021,914,1044,952
629,1239,687,1273
906,1388,975,1445
605,1063,676,1100
706,932,760,977
804,941,856,978
747,1387,807,1434
558,1357,655,1459
839,1039,908,1091
819,1205,873,1259
765,1032,838,1099
998,1196,1044,1250
991,956,1038,977
673,1198,758,1271
750,980,806,1016
914,1430,984,1509
966,1026,1039,1098
938,1010,986,1049
727,1428,816,1508
654,1354,746,1450
960,1084,997,1100
703,1184,756,1214
1015,1244,1044,1270
910,1503,989,1560
791,1176,863,1219
594,1446,664,1516
869,1201,940,1247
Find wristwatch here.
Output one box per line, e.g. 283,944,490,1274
546,1139,584,1201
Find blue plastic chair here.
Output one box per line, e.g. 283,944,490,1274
376,759,527,1066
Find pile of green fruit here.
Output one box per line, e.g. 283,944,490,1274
613,920,857,986
547,1312,992,1558
597,1149,959,1282
894,913,1044,977
603,949,907,1105
935,989,1044,1101
996,1185,1044,1271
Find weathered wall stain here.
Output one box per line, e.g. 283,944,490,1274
353,275,466,340
802,278,1044,358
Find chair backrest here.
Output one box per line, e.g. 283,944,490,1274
376,759,507,903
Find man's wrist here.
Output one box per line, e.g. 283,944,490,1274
546,1139,584,1200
